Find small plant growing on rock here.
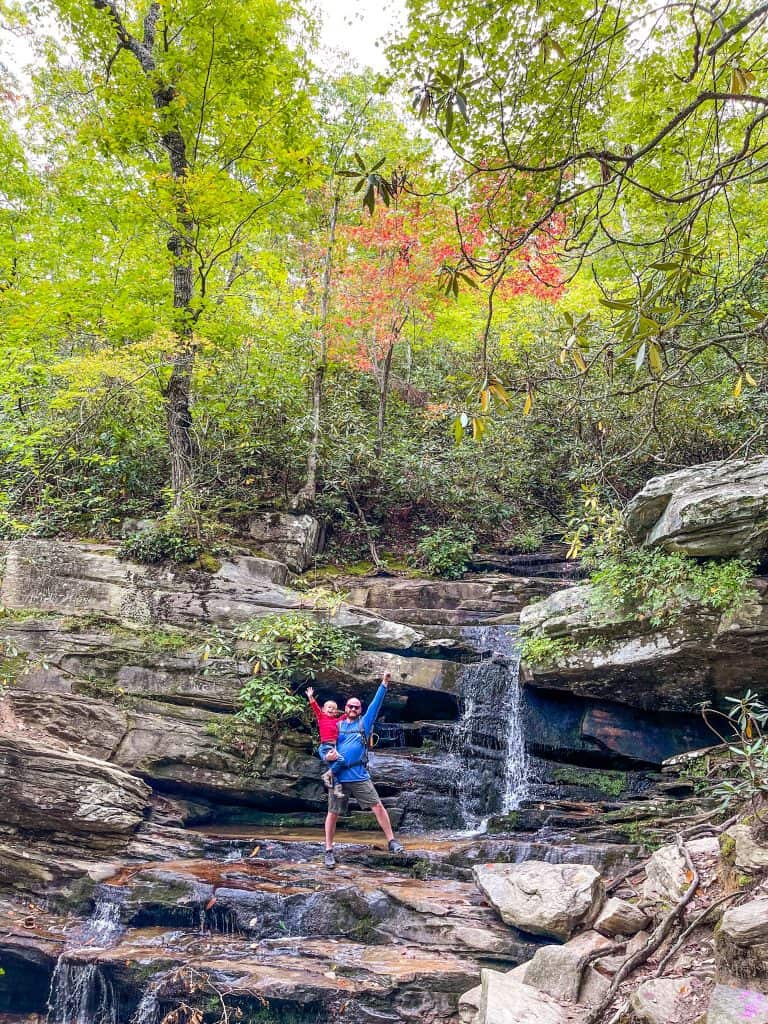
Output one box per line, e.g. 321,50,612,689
702,691,768,819
416,526,475,579
520,634,577,667
202,613,360,726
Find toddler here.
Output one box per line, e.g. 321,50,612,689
306,686,346,797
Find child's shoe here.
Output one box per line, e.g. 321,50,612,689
321,770,334,788
332,783,345,798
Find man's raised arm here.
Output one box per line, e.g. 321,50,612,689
362,672,391,734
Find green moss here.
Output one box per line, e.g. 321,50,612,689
195,551,222,573
720,832,737,865
554,766,628,797
738,873,754,887
486,811,519,833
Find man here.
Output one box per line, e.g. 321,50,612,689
322,671,404,868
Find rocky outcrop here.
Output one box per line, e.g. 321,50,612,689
520,577,768,711
0,539,421,651
479,970,582,1024
472,862,604,941
247,511,324,571
0,735,150,837
625,456,768,558
345,575,568,626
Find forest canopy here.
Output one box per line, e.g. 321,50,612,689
0,0,766,561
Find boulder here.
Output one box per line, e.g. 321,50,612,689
629,976,698,1024
521,930,611,1005
719,900,768,947
721,824,768,873
643,837,719,906
625,456,768,558
472,862,604,941
0,735,150,837
594,897,649,938
706,984,768,1024
520,577,768,712
247,512,323,572
716,900,768,991
0,539,422,651
459,984,482,1024
479,969,584,1024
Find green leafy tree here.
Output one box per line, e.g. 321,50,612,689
10,0,316,505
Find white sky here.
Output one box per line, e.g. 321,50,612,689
316,0,406,70
1,0,408,86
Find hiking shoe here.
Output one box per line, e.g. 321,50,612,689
321,770,334,789
388,839,405,855
332,783,345,798
324,848,336,869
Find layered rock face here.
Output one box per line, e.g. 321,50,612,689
625,455,768,558
522,457,768,711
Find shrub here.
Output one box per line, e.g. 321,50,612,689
590,549,755,627
203,613,360,725
118,525,202,565
520,634,577,666
701,691,768,818
416,526,475,579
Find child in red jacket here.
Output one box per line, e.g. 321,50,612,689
306,686,346,797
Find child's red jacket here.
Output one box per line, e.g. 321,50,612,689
309,698,345,744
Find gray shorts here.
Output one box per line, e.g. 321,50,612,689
328,779,382,814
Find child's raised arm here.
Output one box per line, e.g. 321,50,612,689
305,686,322,721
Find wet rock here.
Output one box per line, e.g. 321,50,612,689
629,976,697,1024
521,930,612,1005
479,969,585,1024
706,983,768,1023
625,456,768,558
643,838,719,906
248,512,323,572
0,539,421,650
0,735,150,837
594,897,650,938
472,861,604,941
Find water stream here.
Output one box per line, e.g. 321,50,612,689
47,887,125,1024
452,624,531,830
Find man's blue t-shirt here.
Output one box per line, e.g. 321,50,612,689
333,683,387,783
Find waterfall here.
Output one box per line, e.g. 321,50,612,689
452,624,530,830
78,886,125,947
129,979,162,1024
47,959,117,1024
46,885,125,1024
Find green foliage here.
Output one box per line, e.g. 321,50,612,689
590,550,755,628
118,526,202,565
520,634,577,667
416,526,475,578
203,613,360,725
702,692,768,816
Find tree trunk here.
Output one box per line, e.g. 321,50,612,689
95,4,197,506
294,194,339,508
375,340,395,459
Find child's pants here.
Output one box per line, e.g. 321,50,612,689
318,742,344,778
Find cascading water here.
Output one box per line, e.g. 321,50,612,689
452,624,531,830
77,886,125,947
47,960,117,1024
46,886,125,1024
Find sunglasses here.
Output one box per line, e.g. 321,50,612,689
345,702,362,710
